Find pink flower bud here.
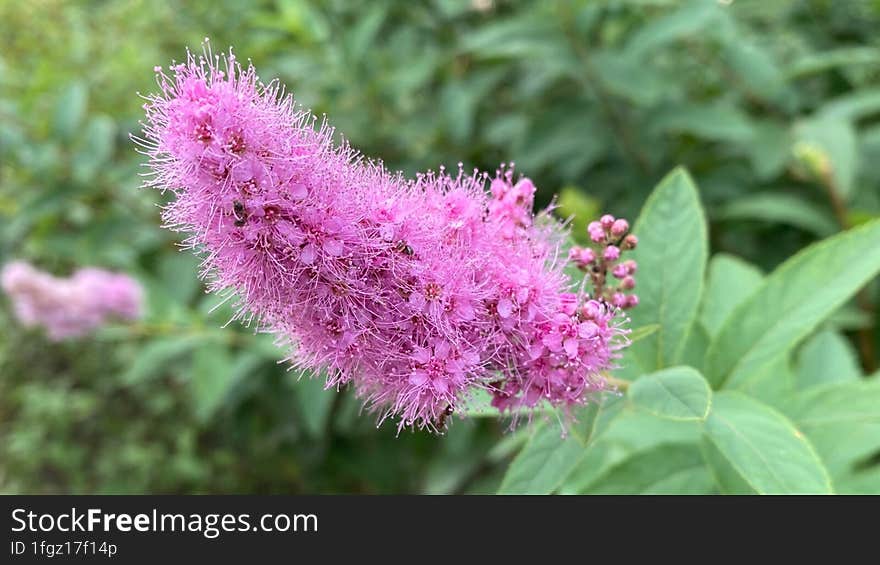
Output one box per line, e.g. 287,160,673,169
622,234,638,250
611,293,627,308
612,263,629,279
600,214,615,229
569,247,596,269
626,295,639,308
621,276,636,290
589,226,605,243
610,219,629,237
580,247,596,264
581,299,601,319
604,245,620,261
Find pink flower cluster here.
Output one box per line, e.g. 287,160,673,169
137,47,631,431
1,261,143,341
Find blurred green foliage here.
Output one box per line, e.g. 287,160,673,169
1,0,879,493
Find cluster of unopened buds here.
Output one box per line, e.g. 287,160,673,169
569,214,639,310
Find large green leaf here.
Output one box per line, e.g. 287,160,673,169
820,89,880,122
794,330,862,391
725,354,794,409
628,366,712,421
120,334,205,385
584,444,714,494
624,0,725,59
743,122,791,180
52,81,88,141
627,167,708,372
700,254,764,339
498,405,598,494
292,374,335,438
794,116,858,198
678,323,709,373
835,467,880,495
786,47,880,79
648,102,754,142
705,220,880,389
191,342,239,421
722,40,786,104
561,403,701,494
702,392,832,494
780,381,880,478
717,193,838,238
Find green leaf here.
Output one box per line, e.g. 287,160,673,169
461,16,558,60
679,323,709,373
702,392,833,494
648,102,754,143
717,193,838,238
121,334,205,385
627,167,708,372
191,342,237,421
624,0,724,59
725,354,794,408
591,51,673,106
786,47,880,79
835,467,880,495
705,220,880,389
744,122,791,180
794,116,858,198
795,330,862,391
780,381,880,478
722,40,786,104
628,323,660,344
52,81,88,141
292,374,334,438
498,406,597,494
561,405,701,493
72,114,117,182
628,366,712,421
700,254,764,339
584,444,714,494
515,110,605,176
820,89,880,122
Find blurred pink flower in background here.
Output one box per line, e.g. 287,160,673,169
1,261,143,341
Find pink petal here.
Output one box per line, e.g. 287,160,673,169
455,300,475,321
529,343,545,360
290,183,308,200
542,332,562,351
409,292,426,311
564,337,580,358
497,298,514,318
578,321,599,339
300,243,316,265
434,340,451,359
323,238,344,257
412,347,431,364
276,221,304,245
409,370,428,386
